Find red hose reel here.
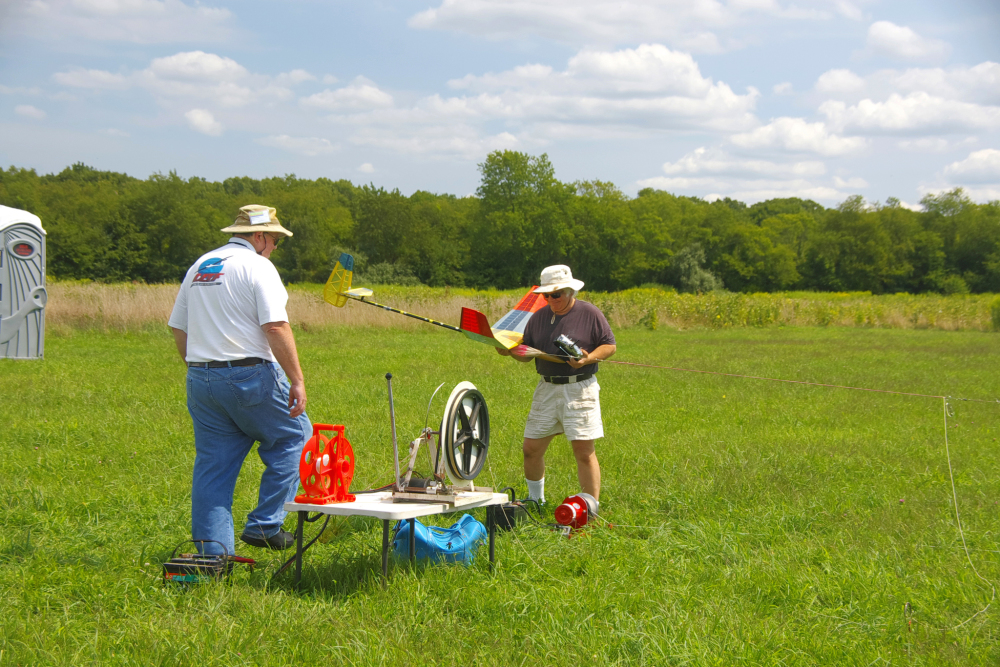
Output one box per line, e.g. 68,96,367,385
294,424,356,504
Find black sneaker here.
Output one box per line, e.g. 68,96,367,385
239,528,295,550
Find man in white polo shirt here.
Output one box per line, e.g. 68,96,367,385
168,204,309,555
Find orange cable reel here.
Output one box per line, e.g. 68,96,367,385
294,424,356,504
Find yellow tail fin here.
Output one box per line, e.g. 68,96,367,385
323,253,354,307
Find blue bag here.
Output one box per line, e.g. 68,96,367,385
392,514,487,565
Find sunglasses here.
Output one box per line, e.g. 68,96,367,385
543,291,568,300
267,234,282,248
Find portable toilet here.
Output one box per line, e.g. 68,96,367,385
0,205,47,359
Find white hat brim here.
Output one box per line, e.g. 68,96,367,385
533,278,584,293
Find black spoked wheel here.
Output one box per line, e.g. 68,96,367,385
442,386,489,481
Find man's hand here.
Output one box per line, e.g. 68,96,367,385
568,348,592,369
262,321,307,417
567,343,616,369
287,381,307,418
495,347,511,356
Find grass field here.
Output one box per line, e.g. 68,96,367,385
1,324,999,665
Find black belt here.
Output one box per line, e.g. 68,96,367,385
541,373,594,385
188,357,267,369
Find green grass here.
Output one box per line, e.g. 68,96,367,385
1,325,999,665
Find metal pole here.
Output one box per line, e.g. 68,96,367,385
386,373,401,491
408,518,416,563
488,507,496,573
381,519,390,586
294,511,305,586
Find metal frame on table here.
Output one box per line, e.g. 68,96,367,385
284,491,506,586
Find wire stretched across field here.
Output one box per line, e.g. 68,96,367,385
517,351,998,630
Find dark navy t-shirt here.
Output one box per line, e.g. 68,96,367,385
522,300,616,377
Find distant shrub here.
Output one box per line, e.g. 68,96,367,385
990,296,1000,332
669,244,722,293
939,275,970,295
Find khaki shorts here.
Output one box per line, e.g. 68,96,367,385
524,376,603,441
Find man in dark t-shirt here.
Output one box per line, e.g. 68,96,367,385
497,265,616,506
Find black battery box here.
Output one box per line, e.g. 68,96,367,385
487,487,531,531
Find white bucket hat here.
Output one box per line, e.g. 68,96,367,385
220,204,293,237
533,265,584,293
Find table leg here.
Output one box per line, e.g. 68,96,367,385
381,519,390,586
488,506,496,573
294,510,305,586
408,518,416,563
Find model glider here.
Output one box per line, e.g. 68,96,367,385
323,253,547,349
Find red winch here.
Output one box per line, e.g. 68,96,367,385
554,493,599,530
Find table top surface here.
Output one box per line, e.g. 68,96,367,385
284,491,508,521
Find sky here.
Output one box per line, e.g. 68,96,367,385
1,0,999,207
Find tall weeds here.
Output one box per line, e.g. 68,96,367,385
43,282,999,333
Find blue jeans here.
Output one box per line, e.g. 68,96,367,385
186,362,310,555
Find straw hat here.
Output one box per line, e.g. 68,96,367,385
533,265,584,293
220,204,293,237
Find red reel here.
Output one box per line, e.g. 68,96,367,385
554,493,598,530
294,424,356,504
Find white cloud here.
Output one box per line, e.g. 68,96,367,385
322,74,339,85
820,93,1000,135
0,84,43,95
135,52,266,107
149,51,247,82
660,147,825,178
832,0,862,21
52,68,129,89
814,68,864,94
943,149,1000,184
277,70,316,85
731,117,866,155
184,108,222,135
13,0,232,44
772,82,793,95
256,135,337,156
349,125,520,159
880,62,1000,106
866,21,949,62
436,44,759,133
358,163,375,173
14,104,46,120
810,62,1000,106
52,51,295,109
294,44,759,160
301,77,394,111
638,144,854,203
638,173,845,204
833,175,867,188
409,0,846,53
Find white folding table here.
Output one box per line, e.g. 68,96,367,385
283,491,509,585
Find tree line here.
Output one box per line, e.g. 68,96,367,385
2,151,998,294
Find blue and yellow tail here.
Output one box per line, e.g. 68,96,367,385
323,253,354,307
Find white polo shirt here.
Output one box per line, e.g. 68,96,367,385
168,238,289,363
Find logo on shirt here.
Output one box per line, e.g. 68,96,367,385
192,257,228,285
